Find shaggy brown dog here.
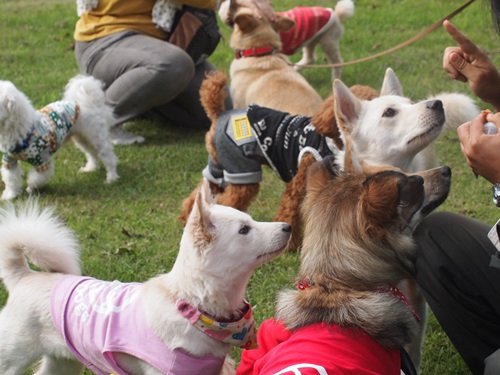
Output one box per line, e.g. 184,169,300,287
179,71,378,249
237,154,451,374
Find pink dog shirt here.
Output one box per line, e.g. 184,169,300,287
50,275,224,375
278,7,334,55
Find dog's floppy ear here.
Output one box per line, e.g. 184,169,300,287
234,12,258,33
380,68,403,96
273,14,295,32
3,95,15,114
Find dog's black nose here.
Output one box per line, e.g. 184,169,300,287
426,100,443,111
441,166,451,178
282,224,292,233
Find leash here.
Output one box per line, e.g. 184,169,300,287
293,0,477,69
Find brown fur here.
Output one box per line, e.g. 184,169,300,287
275,159,450,349
179,71,379,248
228,2,323,116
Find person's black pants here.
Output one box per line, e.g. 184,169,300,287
414,212,500,374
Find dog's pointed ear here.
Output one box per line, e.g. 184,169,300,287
380,68,403,96
333,79,363,175
200,178,216,205
189,183,215,250
234,12,258,33
333,79,362,136
273,14,295,32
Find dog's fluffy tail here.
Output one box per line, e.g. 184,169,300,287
335,0,355,23
429,92,480,131
200,70,229,123
63,74,115,128
0,200,81,291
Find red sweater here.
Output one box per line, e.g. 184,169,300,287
237,319,401,375
278,7,334,55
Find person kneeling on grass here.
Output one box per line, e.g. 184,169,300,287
414,3,500,374
72,0,273,145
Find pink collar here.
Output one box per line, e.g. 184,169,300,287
176,299,257,349
295,278,421,321
235,46,276,59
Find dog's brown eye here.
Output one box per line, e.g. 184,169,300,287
382,108,397,117
239,225,251,235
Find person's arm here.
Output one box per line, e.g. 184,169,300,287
443,20,500,111
457,111,500,184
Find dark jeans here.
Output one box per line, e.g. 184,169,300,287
414,212,500,374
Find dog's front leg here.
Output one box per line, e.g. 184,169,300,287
1,162,23,200
34,356,83,375
274,154,316,251
26,161,54,194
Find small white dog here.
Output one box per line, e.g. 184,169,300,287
0,180,291,374
0,75,119,200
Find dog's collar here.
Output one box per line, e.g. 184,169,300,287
296,279,420,322
296,277,314,290
234,46,277,59
176,299,257,349
378,285,421,322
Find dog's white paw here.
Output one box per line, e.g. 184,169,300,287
105,172,119,184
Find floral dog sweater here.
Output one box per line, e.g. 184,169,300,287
2,101,78,172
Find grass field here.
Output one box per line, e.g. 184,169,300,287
1,0,499,373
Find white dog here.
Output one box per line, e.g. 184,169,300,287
332,68,479,371
0,75,119,200
332,68,480,173
0,180,291,374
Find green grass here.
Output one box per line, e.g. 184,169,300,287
1,0,499,374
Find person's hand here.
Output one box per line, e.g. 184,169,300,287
457,111,500,184
234,0,275,21
443,20,500,110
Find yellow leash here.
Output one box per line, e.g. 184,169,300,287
293,0,477,69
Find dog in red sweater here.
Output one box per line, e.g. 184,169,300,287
236,128,451,374
219,0,355,79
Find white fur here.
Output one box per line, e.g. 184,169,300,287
0,75,119,200
333,67,480,173
0,182,291,374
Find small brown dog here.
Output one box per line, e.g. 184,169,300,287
236,149,451,374
179,71,377,248
225,0,324,115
